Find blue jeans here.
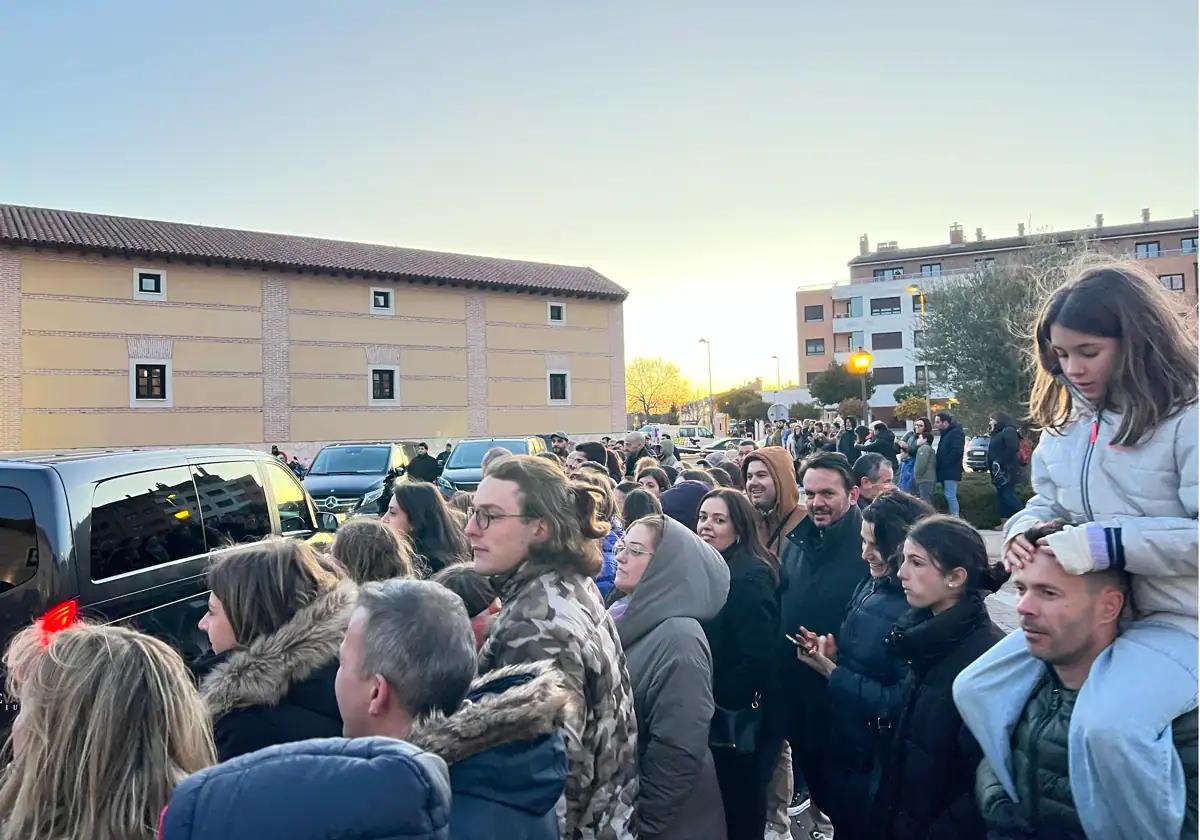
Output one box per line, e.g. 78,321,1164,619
954,620,1198,840
941,479,960,515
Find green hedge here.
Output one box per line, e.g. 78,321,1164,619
930,471,1034,529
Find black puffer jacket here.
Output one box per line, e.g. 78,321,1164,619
871,593,1002,840
987,422,1020,487
704,543,780,712
934,421,966,483
861,428,900,470
822,573,911,838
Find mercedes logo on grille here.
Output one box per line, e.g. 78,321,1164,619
324,497,338,510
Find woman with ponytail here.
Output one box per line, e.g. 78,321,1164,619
466,455,639,840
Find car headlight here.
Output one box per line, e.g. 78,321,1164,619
361,487,384,506
437,476,454,493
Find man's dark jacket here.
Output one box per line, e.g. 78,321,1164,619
408,452,443,483
934,421,966,483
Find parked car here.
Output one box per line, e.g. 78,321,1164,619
302,442,419,519
965,435,991,472
437,437,547,497
0,447,338,735
700,437,742,454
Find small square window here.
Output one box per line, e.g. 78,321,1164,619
1135,241,1161,259
1181,238,1197,255
548,370,571,404
920,263,942,277
547,302,566,324
1160,274,1186,292
370,287,394,315
805,338,825,356
803,304,824,322
368,365,400,404
133,268,166,300
129,358,172,407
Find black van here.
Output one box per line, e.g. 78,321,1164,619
0,447,338,733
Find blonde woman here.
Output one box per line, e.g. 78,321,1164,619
0,622,214,840
198,537,356,761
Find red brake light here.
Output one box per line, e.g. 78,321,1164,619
40,599,80,643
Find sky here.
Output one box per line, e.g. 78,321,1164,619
1,1,1196,392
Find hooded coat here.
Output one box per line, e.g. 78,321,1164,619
935,420,966,483
479,559,639,840
987,419,1020,487
614,516,731,839
200,581,354,762
659,480,710,533
159,737,452,840
408,661,570,840
741,447,806,566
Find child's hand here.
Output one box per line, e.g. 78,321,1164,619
1003,521,1057,571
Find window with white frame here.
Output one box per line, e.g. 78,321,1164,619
133,268,166,301
368,365,399,404
547,302,566,324
129,359,172,407
1160,274,1186,292
547,370,571,405
370,287,394,315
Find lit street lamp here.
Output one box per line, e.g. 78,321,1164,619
906,284,934,422
699,338,714,432
848,347,873,423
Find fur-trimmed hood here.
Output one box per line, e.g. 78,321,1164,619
201,580,357,719
408,660,569,765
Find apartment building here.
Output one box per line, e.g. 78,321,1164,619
795,209,1199,424
0,204,628,454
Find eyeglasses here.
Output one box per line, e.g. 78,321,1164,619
466,506,528,530
615,541,654,558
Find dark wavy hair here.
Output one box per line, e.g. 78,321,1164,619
392,482,471,576
701,488,779,584
1029,257,1197,445
905,515,1008,594
621,488,662,526
862,490,935,575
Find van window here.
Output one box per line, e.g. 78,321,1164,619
191,462,272,547
265,462,315,534
90,468,206,580
0,488,38,593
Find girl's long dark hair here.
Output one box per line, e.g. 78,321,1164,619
392,482,471,576
1029,257,1197,445
702,487,779,584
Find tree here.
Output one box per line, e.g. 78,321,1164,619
625,357,694,419
918,239,1079,433
809,359,875,407
838,397,866,421
891,383,928,404
717,386,769,422
894,396,929,423
788,401,822,421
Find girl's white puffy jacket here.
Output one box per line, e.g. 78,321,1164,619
1004,400,1198,633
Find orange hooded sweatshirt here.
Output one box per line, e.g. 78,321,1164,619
741,446,807,556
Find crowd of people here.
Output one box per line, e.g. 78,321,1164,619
0,257,1196,840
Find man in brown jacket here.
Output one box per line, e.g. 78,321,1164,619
742,446,806,560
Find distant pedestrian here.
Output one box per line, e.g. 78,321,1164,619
986,411,1021,524
406,442,442,483
934,411,966,516
0,622,215,840
913,431,936,504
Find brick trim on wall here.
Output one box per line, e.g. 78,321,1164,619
0,252,21,449
466,292,488,435
262,276,290,443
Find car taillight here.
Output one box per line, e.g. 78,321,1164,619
40,599,80,643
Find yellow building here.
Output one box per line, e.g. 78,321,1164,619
0,204,628,455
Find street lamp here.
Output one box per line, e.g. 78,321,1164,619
906,284,934,421
771,354,781,396
699,338,715,432
848,347,873,424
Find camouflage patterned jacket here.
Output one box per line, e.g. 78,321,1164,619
480,559,640,840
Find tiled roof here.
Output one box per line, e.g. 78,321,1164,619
849,215,1199,266
0,204,627,300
